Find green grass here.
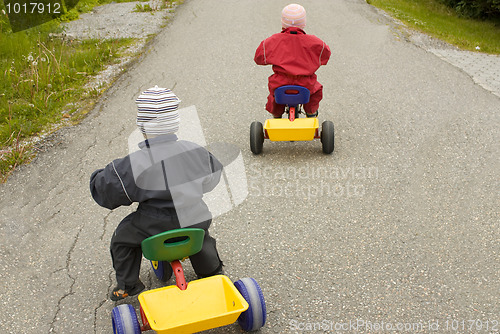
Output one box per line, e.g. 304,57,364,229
134,3,154,12
367,0,500,54
0,0,180,181
0,28,134,139
0,131,34,181
0,2,136,181
0,31,134,180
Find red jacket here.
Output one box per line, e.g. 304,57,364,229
254,27,331,77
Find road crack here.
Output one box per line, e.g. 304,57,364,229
49,227,82,333
100,210,114,240
93,270,115,333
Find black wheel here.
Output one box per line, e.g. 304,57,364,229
234,277,266,331
320,121,334,154
250,121,264,155
111,304,141,334
150,260,173,282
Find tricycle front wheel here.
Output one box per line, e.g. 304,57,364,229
150,260,173,282
234,277,266,331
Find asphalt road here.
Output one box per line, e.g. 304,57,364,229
1,0,499,333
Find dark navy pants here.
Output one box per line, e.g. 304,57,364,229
110,208,222,289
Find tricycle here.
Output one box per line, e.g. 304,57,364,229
111,228,266,333
250,85,334,155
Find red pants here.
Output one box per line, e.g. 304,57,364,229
266,73,323,117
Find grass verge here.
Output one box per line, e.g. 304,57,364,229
367,0,500,54
0,32,134,181
0,1,140,182
0,0,168,182
0,0,182,182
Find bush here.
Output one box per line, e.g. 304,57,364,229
439,0,500,19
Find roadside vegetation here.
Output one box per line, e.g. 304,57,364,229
367,0,500,54
0,20,133,181
0,0,178,181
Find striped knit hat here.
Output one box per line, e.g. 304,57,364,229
135,86,181,135
281,4,306,29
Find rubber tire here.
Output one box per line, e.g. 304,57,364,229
151,260,173,282
234,277,266,331
250,121,264,155
111,304,141,334
320,121,334,154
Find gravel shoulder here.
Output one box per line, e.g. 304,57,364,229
373,6,500,98
62,0,175,40
61,0,179,91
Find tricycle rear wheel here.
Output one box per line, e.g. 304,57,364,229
234,277,266,331
111,304,141,334
320,121,334,154
250,121,264,155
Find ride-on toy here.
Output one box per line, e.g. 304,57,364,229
250,85,334,154
111,228,266,333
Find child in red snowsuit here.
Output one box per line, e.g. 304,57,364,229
254,4,331,118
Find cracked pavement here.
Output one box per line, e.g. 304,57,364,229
1,0,499,333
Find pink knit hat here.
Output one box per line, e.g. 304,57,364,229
281,4,306,29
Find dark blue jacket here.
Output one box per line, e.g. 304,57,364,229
90,134,223,225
